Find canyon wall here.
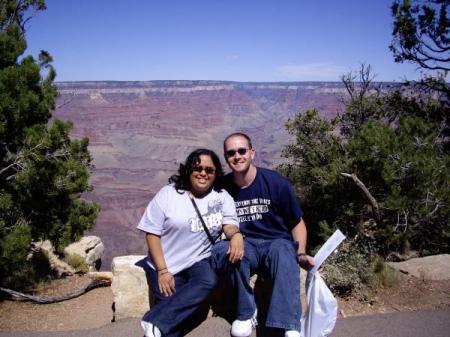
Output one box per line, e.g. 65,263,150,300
54,80,346,268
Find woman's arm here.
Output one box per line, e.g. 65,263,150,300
146,233,176,296
223,224,244,263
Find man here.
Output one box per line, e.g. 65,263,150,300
213,132,314,337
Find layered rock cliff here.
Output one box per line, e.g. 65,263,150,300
54,80,346,268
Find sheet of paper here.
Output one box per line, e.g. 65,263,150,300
310,229,346,274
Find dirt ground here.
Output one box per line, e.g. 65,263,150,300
0,275,114,331
0,273,449,332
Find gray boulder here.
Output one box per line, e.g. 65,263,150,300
31,240,75,277
64,236,105,271
111,255,151,321
109,255,308,321
388,254,450,281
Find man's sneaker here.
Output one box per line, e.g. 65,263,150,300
140,320,162,337
284,330,301,337
230,309,258,337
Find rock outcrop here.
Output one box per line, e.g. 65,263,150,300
388,254,450,281
64,236,105,271
110,254,308,321
31,240,75,277
111,255,151,320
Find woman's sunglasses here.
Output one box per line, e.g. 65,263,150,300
191,166,216,175
225,147,249,158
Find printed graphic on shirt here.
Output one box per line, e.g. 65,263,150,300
235,198,271,223
189,199,224,233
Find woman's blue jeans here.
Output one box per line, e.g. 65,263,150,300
212,237,301,331
142,257,218,337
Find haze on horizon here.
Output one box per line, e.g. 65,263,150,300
25,0,434,83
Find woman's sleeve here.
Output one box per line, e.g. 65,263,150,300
136,186,168,235
221,190,239,227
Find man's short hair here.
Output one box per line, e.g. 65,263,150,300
223,132,253,152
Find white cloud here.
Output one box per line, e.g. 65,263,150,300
277,62,349,81
227,54,240,61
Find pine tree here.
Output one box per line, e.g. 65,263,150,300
0,0,99,289
390,0,449,73
280,66,450,258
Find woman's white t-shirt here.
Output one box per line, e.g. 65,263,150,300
137,184,239,274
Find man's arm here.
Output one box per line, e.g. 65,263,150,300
291,218,315,270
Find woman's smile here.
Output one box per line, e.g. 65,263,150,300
190,155,216,197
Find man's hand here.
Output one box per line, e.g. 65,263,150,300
227,232,244,263
158,271,176,296
297,254,315,270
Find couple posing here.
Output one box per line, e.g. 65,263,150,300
137,132,315,337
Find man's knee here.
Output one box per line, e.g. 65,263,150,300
268,239,296,258
265,239,297,270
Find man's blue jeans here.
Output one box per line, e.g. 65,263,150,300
212,237,301,331
142,257,218,337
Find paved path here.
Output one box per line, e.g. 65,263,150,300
0,309,449,337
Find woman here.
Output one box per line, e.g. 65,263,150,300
138,148,244,337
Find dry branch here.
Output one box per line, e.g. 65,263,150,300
341,172,380,219
0,276,111,304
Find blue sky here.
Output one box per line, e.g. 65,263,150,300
25,0,427,82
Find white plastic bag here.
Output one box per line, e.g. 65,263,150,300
300,230,345,337
300,272,338,337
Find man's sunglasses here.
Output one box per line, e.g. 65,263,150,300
191,166,216,175
225,147,250,158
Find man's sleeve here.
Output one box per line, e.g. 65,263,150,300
281,179,304,225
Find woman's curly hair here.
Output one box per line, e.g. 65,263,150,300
169,148,224,194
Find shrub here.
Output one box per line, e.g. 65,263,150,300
66,254,88,274
321,240,373,300
321,238,399,301
371,255,399,288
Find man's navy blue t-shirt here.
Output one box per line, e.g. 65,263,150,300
224,167,304,240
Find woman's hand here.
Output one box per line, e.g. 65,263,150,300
158,271,176,296
227,232,244,263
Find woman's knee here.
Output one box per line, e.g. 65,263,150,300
192,259,220,289
211,241,230,271
201,271,219,289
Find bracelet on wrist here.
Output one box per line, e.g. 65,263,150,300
158,270,169,276
297,253,307,257
157,267,168,272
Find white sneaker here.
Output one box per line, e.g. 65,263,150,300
141,320,162,337
284,330,301,337
231,309,258,337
